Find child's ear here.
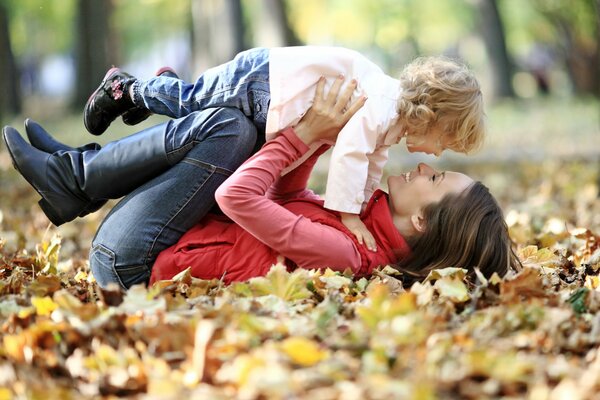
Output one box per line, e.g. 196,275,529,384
410,212,426,233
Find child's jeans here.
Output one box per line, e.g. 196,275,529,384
131,47,271,135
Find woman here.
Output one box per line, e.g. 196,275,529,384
151,80,518,285
3,79,518,289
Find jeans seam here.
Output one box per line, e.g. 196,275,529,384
182,158,234,176
146,78,269,108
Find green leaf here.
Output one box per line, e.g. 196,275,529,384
567,287,589,314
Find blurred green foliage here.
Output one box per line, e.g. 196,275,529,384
3,0,598,72
4,0,76,56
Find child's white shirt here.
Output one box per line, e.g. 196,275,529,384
266,46,403,214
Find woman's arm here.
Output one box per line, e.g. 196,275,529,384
266,143,330,202
215,77,367,271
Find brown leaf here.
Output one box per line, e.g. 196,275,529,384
27,274,62,297
500,267,549,302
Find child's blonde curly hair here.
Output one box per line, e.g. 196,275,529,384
397,56,484,153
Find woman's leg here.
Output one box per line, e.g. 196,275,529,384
90,108,259,289
84,48,270,136
3,108,259,226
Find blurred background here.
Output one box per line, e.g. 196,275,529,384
0,0,598,256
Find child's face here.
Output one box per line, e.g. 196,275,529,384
405,125,448,157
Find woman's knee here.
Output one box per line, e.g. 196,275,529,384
90,222,152,289
191,108,257,148
183,108,258,169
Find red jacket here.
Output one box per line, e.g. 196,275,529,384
150,129,410,284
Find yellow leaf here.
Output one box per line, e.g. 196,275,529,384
0,387,12,400
36,233,62,274
31,296,58,316
227,354,265,386
518,245,539,259
410,281,434,306
424,267,467,282
248,263,312,301
392,291,417,313
488,272,503,285
3,334,26,362
519,246,558,268
585,275,599,290
434,277,469,303
73,270,88,282
280,337,328,367
357,285,417,328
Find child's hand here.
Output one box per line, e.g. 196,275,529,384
294,75,366,145
340,212,377,252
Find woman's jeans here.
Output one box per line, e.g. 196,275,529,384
90,108,259,289
131,47,271,135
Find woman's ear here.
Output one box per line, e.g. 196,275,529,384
410,212,426,233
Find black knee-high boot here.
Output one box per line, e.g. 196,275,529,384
3,122,172,226
25,119,102,153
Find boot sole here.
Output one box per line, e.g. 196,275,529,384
84,67,121,136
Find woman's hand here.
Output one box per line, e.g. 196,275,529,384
294,75,366,145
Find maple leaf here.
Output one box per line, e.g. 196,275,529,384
245,263,312,301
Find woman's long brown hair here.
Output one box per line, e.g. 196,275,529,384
396,181,520,282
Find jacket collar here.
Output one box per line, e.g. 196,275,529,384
361,189,411,263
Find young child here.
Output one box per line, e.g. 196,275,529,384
84,46,484,251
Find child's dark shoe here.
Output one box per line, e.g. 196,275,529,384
84,67,136,136
121,67,179,126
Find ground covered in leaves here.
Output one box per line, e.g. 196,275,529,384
1,157,600,399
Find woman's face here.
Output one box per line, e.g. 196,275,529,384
387,163,473,219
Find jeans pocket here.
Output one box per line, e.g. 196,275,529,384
90,244,150,290
251,90,270,130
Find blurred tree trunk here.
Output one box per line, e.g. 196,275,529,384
595,0,600,97
190,0,247,73
254,0,302,47
534,0,599,96
72,0,116,110
0,1,21,120
476,0,515,98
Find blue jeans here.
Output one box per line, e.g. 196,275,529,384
90,108,258,289
132,48,271,135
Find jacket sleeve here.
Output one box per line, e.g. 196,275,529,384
267,143,331,202
323,105,382,214
215,128,361,272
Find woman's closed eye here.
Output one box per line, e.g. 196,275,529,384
431,172,445,183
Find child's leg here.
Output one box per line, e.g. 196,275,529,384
84,48,270,136
132,48,270,130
